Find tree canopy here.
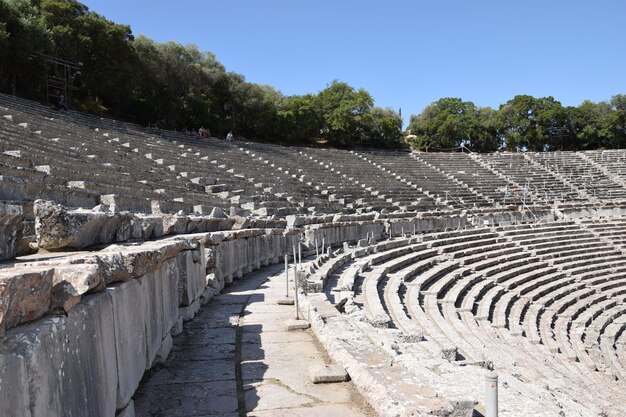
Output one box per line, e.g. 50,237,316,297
0,0,402,148
1,0,623,151
408,95,626,152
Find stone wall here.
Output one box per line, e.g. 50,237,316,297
0,228,299,417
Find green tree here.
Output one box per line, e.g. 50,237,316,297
316,80,373,146
362,107,403,148
408,98,484,151
276,94,320,143
0,0,51,95
38,0,137,112
471,107,500,152
496,95,566,151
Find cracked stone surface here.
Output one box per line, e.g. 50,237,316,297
133,262,375,417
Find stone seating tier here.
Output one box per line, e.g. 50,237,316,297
304,220,626,416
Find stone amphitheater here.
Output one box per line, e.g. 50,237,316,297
2,93,626,417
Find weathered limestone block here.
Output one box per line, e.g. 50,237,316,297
51,263,104,312
171,315,183,336
232,216,286,229
35,200,106,250
0,347,30,417
162,213,190,235
106,280,148,409
151,334,173,367
179,297,200,321
161,257,181,334
285,214,334,227
131,214,164,240
139,269,165,369
116,400,135,417
0,292,117,417
205,217,235,232
304,221,384,248
0,267,53,335
332,213,377,223
177,249,205,306
143,261,175,361
34,200,135,250
99,213,133,243
0,203,23,260
209,206,227,218
71,239,192,285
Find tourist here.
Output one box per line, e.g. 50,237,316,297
198,126,207,137
226,131,233,144
55,94,68,111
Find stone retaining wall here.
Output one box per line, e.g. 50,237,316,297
0,228,299,417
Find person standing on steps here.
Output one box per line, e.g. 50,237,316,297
226,130,234,144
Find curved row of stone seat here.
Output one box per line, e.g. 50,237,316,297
582,149,626,186
307,222,626,415
417,152,520,206
0,95,328,217
356,150,492,209
233,144,348,214
314,229,568,412
0,110,226,213
474,152,586,204
303,147,438,212
439,223,626,402
531,151,626,200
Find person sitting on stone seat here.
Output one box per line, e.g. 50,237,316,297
54,94,68,111
198,126,210,138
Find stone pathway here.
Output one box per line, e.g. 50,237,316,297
134,262,375,417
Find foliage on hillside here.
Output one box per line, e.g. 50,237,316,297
408,95,626,152
0,0,403,148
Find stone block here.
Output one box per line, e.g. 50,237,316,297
139,269,165,369
51,264,104,312
285,319,310,330
0,202,23,260
151,333,173,367
107,280,147,409
161,258,180,334
116,400,135,417
171,315,183,337
131,214,164,240
162,214,189,235
309,364,349,384
34,200,134,250
179,297,200,322
178,249,205,307
0,291,117,417
0,267,53,334
0,350,30,417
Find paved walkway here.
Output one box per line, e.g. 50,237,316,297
134,262,375,417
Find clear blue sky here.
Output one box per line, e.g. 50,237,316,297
81,0,625,127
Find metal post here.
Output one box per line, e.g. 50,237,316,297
322,237,325,255
485,372,498,417
284,256,289,298
315,237,318,257
293,263,299,319
298,242,302,269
